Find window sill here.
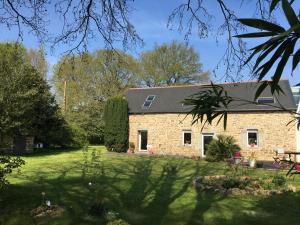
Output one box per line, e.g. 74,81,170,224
183,144,192,147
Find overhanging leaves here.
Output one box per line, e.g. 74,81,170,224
183,84,232,131
238,18,285,33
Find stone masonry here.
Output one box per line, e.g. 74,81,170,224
129,111,297,161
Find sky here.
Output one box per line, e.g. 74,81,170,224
0,0,299,85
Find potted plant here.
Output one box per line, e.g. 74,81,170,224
249,151,256,168
127,142,135,154
249,138,257,147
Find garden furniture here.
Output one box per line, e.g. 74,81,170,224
273,148,293,169
286,163,300,177
284,151,300,176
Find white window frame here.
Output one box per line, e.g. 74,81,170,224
138,130,148,151
201,133,214,157
247,129,259,147
182,130,192,146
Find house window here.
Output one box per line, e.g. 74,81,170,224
257,97,274,104
142,95,156,109
183,131,192,145
247,129,258,147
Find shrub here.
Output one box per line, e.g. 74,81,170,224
0,151,25,189
205,135,241,162
272,175,286,186
129,142,135,149
104,97,128,152
222,177,241,189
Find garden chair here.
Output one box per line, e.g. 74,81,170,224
273,148,293,169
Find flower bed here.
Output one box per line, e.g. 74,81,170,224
193,175,296,196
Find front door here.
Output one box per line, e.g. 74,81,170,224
202,133,214,157
139,131,148,151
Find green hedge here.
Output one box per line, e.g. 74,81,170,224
104,97,128,152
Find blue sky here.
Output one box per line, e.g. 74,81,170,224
0,0,299,85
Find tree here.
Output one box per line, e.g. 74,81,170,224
139,41,209,87
0,0,282,76
26,45,48,79
104,96,128,152
0,43,65,146
52,50,139,143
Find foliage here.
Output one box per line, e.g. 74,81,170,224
0,151,25,189
183,84,232,130
26,45,48,78
129,142,135,149
235,0,300,97
104,97,129,152
221,177,242,189
139,41,209,87
205,135,241,162
272,175,286,187
53,50,138,144
106,219,130,225
0,42,64,146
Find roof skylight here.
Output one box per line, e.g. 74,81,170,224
257,97,274,104
143,95,156,108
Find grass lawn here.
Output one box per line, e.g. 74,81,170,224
1,146,300,225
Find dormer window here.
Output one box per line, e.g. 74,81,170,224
142,95,156,109
257,97,274,104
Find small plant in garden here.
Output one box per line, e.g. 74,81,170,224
127,142,135,154
222,177,241,189
205,135,241,162
272,175,286,187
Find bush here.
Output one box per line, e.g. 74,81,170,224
104,97,128,152
129,142,135,149
0,151,25,189
222,177,241,189
272,175,286,186
205,135,241,162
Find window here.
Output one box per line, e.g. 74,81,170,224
293,95,300,106
146,95,155,101
142,95,156,108
183,131,192,145
257,97,274,104
247,129,258,147
202,133,214,156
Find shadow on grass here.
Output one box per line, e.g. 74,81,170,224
3,152,300,225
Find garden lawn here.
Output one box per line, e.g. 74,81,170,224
1,146,300,225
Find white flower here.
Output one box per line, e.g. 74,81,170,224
88,182,92,186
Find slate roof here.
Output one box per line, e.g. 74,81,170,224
126,80,297,114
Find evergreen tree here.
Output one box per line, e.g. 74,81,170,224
104,97,128,152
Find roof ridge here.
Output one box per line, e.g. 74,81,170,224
129,79,288,90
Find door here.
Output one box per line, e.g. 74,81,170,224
139,130,148,151
202,133,214,157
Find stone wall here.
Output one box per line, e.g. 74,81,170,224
128,111,297,161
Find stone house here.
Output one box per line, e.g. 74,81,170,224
126,80,298,161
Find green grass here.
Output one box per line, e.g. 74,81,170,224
1,146,300,225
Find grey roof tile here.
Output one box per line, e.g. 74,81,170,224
126,80,296,114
